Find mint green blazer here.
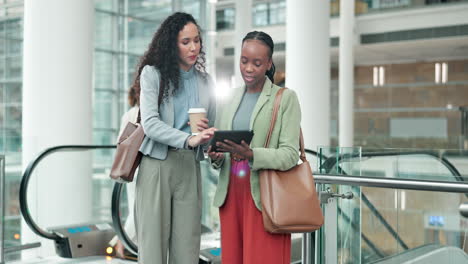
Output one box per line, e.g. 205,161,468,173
212,77,302,210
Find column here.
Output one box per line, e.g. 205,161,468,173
339,0,355,147
286,0,330,152
22,0,94,257
233,0,252,87
206,0,217,79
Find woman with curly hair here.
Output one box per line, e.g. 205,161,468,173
133,12,216,263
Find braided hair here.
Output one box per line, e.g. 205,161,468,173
242,31,276,82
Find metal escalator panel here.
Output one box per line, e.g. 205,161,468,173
372,244,468,264
47,223,115,258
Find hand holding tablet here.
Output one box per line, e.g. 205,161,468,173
208,130,254,152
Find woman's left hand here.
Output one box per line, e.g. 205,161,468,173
187,118,210,132
216,140,253,161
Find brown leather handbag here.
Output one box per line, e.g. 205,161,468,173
109,111,144,182
259,88,324,233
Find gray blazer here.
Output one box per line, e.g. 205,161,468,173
139,65,216,161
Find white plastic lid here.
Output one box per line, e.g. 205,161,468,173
188,108,207,114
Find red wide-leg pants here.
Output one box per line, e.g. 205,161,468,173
219,159,291,264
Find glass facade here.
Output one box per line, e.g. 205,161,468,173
215,0,468,29
0,0,208,261
0,0,23,260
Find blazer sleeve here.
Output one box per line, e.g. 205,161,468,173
250,89,301,171
139,65,190,148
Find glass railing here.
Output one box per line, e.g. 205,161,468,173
315,147,468,263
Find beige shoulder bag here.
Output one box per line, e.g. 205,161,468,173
109,110,144,182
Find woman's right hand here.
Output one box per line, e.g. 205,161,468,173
207,145,224,161
188,127,217,147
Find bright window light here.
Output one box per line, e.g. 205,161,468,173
379,66,385,86
215,80,232,99
373,66,385,87
401,190,406,210
442,62,448,84
373,66,378,86
435,63,441,84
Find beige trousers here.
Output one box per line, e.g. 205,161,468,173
135,149,201,264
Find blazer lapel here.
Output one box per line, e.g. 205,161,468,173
249,77,273,129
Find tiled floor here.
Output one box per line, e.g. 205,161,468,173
9,256,135,264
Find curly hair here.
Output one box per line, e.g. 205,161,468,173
131,12,206,106
128,86,139,107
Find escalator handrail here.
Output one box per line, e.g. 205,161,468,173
19,144,115,240
111,182,138,255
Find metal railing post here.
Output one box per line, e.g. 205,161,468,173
1,156,5,264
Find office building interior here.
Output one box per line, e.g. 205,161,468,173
1,0,468,263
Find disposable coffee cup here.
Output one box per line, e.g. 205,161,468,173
188,108,207,135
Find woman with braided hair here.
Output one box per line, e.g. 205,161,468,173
208,31,301,263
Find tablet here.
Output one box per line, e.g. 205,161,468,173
209,130,254,152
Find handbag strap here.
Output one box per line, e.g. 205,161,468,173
137,109,141,124
264,87,307,163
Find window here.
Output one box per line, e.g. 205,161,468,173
253,1,286,27
216,8,235,30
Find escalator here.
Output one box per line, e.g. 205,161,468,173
18,145,300,263
19,145,120,260
372,244,468,263
18,145,224,263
